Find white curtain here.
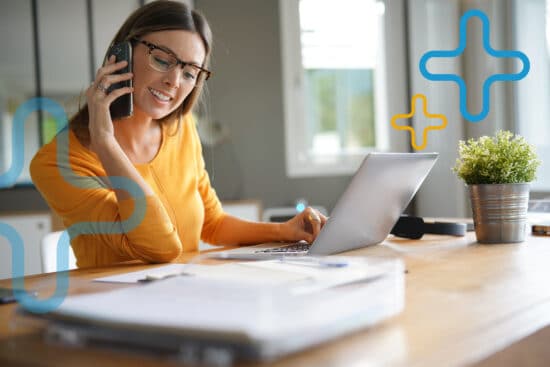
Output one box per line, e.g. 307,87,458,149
407,0,516,217
514,0,550,192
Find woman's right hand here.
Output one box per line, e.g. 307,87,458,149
86,55,133,151
280,207,327,244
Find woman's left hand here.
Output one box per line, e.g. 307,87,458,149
281,207,328,244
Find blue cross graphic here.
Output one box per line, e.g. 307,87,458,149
419,9,530,123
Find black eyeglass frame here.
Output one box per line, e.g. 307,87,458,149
131,38,212,81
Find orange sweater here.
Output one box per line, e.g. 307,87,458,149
30,115,226,268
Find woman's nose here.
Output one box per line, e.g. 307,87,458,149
162,67,182,88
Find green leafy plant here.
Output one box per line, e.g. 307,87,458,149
453,130,541,184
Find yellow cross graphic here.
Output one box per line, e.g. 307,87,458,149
391,94,448,150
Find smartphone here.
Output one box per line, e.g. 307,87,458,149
106,41,133,119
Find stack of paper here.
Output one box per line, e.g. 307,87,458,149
42,257,404,363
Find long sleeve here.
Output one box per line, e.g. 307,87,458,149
30,129,182,268
189,120,227,244
31,114,229,268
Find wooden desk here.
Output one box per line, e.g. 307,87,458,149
1,233,550,366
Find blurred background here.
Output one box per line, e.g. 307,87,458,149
0,0,549,276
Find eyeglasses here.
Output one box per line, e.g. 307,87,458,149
133,38,212,84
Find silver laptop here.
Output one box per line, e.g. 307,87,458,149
221,152,438,259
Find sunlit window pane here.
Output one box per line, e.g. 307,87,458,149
299,0,384,157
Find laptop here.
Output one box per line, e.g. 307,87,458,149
220,152,438,259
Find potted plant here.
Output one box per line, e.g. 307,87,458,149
453,130,541,243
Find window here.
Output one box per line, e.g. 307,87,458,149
0,0,140,188
0,0,37,186
280,0,394,177
514,0,550,191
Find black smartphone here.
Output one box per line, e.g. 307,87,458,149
106,41,133,119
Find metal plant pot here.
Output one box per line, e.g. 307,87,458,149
468,183,530,244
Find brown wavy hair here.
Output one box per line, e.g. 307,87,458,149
71,0,212,144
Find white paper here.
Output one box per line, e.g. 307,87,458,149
93,262,314,285
240,258,389,294
94,264,189,283
58,263,403,338
50,257,405,357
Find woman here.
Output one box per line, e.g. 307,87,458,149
30,0,326,268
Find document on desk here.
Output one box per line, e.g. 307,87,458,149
94,264,189,283
42,257,405,362
94,262,337,286
93,256,389,287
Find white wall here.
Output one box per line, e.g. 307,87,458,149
0,213,51,279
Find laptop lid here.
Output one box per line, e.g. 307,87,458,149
308,152,438,255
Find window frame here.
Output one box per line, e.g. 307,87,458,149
279,0,408,177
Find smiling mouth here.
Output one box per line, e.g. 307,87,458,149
148,87,173,102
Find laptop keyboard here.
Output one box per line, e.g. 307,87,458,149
254,241,311,254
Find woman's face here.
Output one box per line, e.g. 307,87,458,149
131,30,206,120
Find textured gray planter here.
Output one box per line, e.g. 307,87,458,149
468,183,530,243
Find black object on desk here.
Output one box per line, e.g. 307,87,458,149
532,224,550,236
391,216,467,239
0,287,37,305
